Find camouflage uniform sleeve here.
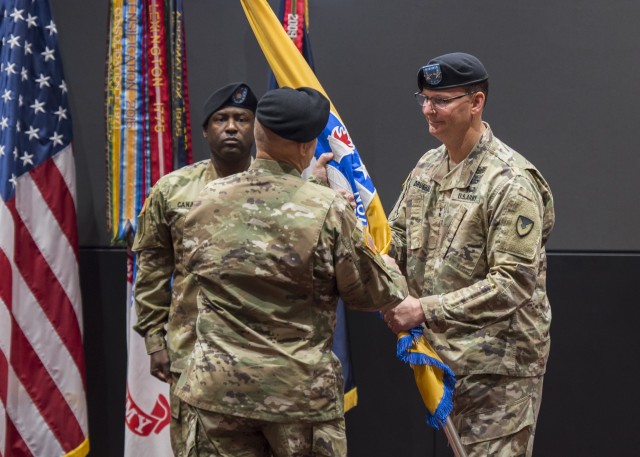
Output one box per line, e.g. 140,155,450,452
328,196,408,311
387,173,413,273
424,175,546,333
131,185,174,354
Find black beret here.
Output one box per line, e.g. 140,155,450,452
417,52,488,91
256,87,330,143
202,82,257,128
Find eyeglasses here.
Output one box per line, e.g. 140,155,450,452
414,91,477,110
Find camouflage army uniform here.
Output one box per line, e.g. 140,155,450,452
175,158,408,456
388,124,554,456
132,159,220,455
133,159,221,367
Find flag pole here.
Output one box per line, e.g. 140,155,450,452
443,417,468,457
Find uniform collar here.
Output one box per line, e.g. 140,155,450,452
250,157,302,178
433,122,493,191
205,160,218,180
206,156,254,180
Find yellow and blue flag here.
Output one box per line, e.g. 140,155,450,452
397,328,455,428
240,0,455,428
268,0,359,412
241,0,390,252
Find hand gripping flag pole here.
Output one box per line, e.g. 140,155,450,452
240,1,467,454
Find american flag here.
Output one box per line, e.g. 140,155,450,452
0,0,89,456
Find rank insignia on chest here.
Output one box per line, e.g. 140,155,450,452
516,215,534,237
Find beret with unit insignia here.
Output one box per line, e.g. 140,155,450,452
418,52,488,91
202,82,257,128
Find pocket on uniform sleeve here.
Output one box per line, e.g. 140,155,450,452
132,202,163,250
496,187,542,261
458,394,535,446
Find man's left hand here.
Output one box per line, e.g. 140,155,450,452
310,152,334,185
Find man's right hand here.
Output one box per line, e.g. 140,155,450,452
381,254,401,273
150,349,171,383
383,295,425,334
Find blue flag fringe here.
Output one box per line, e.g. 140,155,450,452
396,327,457,429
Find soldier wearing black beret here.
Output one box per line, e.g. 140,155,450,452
133,81,258,456
200,82,257,176
385,52,555,456
252,86,332,174
256,86,330,142
174,85,410,456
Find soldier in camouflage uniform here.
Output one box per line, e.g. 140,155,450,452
174,87,411,457
383,53,555,456
132,82,258,456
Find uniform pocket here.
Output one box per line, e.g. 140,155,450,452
408,193,425,250
184,406,198,457
185,406,218,456
170,382,181,420
312,418,347,457
458,393,535,445
442,206,485,278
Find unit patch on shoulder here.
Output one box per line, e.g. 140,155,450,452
516,215,534,237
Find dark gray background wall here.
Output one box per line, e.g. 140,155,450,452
55,0,640,251
47,0,640,456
